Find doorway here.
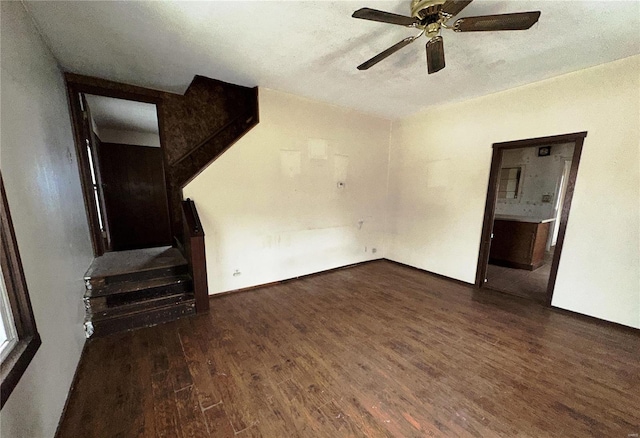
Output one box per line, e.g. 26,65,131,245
68,87,172,255
475,132,586,305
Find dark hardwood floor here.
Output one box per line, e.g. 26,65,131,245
57,260,640,437
485,257,552,304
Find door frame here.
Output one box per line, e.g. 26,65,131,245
475,131,587,306
65,75,170,256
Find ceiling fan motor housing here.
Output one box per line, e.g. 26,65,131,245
410,0,446,20
410,0,446,37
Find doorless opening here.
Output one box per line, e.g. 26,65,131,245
475,132,587,306
67,81,172,256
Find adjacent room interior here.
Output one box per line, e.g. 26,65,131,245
1,1,638,437
481,141,579,305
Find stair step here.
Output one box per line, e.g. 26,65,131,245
89,292,195,320
85,299,195,338
85,274,192,299
86,264,189,290
84,246,188,289
82,247,197,338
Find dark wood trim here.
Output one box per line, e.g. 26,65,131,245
476,132,587,308
181,199,209,313
209,259,381,299
0,173,42,409
549,306,639,335
208,258,639,338
208,258,478,302
384,259,475,287
475,146,504,287
65,74,174,241
492,131,588,149
65,74,260,250
544,136,585,305
0,335,41,409
64,73,166,103
54,340,87,437
65,82,106,256
65,75,170,256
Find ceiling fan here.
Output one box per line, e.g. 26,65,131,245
352,0,541,74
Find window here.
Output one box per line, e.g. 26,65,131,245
498,167,522,199
0,272,18,362
0,173,41,408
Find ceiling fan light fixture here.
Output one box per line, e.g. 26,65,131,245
425,22,441,38
351,0,541,74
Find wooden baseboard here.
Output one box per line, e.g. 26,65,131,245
382,259,476,287
54,340,88,438
549,306,639,335
209,259,385,300
206,258,639,336
209,258,476,301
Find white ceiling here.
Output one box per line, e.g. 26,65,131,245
85,94,159,134
25,1,640,119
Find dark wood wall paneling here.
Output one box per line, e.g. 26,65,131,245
98,143,172,251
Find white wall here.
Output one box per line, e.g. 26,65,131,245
387,55,640,328
495,143,574,220
0,2,93,436
97,127,161,147
184,88,391,294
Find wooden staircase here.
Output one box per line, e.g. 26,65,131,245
83,247,196,338
66,74,242,337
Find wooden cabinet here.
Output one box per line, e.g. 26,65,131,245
489,218,551,270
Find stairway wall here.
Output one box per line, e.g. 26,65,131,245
160,76,258,235
183,88,392,294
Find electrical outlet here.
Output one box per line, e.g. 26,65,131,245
372,248,377,254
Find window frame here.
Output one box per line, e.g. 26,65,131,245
0,271,19,363
0,173,41,409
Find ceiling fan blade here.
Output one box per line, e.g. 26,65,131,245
352,8,419,27
357,36,418,70
426,37,445,74
440,0,473,18
454,11,541,32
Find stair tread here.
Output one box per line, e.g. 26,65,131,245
89,293,195,321
86,300,195,338
84,246,187,281
88,297,195,322
85,274,192,298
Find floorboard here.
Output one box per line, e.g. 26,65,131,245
57,260,640,437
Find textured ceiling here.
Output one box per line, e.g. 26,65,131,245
85,94,159,134
25,1,640,119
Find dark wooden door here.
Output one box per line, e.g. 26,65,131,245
98,143,172,251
